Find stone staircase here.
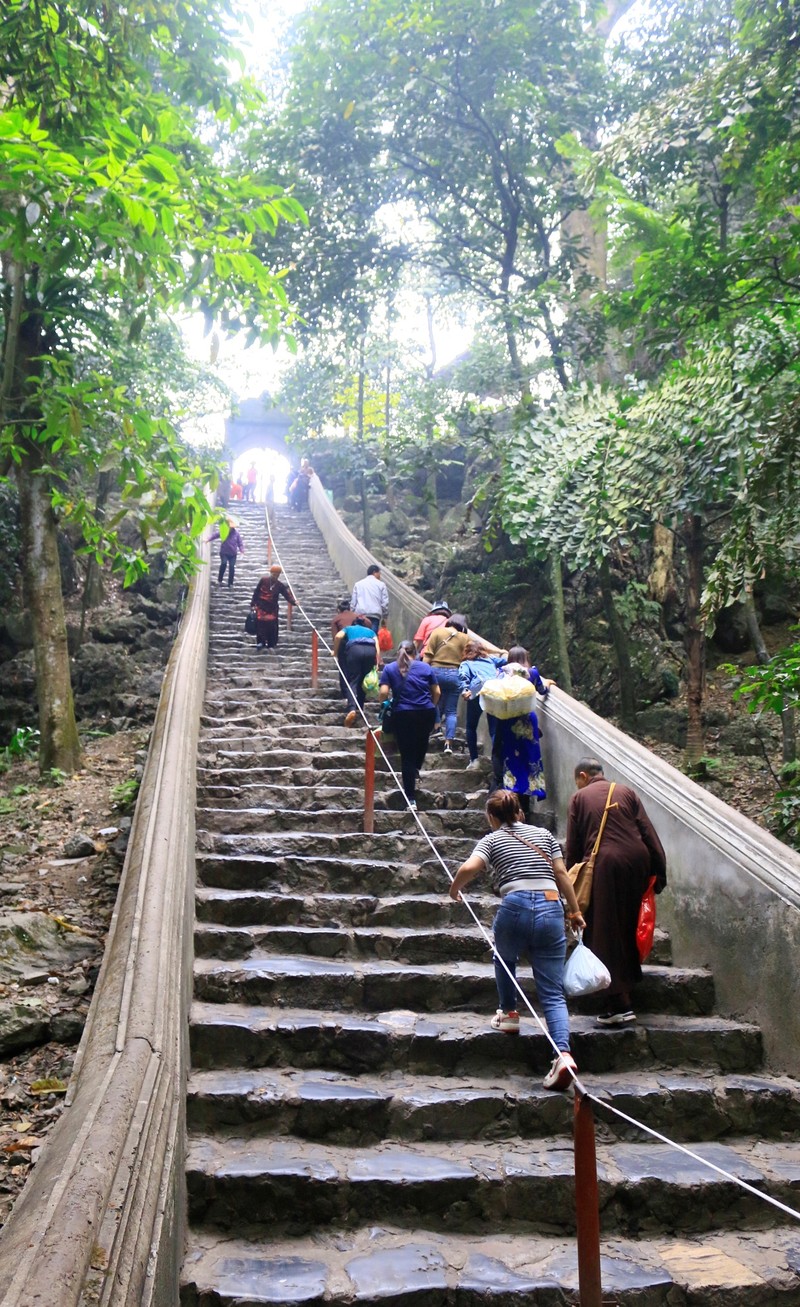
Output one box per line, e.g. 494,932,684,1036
181,504,800,1305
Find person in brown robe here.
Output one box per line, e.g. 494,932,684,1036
565,757,667,1025
250,564,297,650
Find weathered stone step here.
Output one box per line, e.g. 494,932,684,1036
197,751,389,774
196,805,486,838
194,922,496,964
185,1132,800,1236
192,888,672,963
189,1004,762,1076
195,831,480,864
192,955,713,1015
197,780,491,814
195,852,446,895
186,1065,800,1144
181,1224,800,1307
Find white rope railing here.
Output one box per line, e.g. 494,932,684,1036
265,505,800,1227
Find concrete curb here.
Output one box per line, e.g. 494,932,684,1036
0,537,209,1306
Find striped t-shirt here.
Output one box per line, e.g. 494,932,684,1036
471,823,562,896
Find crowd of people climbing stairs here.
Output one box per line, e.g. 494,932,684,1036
210,513,668,1096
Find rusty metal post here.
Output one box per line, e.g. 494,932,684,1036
311,629,319,688
267,535,272,565
363,729,376,834
574,1089,603,1306
287,603,293,632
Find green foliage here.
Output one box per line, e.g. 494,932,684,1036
111,776,141,813
727,636,800,718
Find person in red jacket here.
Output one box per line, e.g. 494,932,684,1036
249,564,297,650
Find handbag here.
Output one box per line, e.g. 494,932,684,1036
636,876,657,963
563,932,611,997
568,783,616,912
244,609,257,636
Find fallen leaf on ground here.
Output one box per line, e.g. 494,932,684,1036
29,1078,68,1095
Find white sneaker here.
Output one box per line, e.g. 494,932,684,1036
465,759,481,771
443,741,453,755
543,1051,577,1091
489,1009,520,1034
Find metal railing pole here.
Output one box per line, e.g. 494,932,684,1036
287,603,293,632
311,629,319,689
364,729,376,834
574,1089,603,1306
267,535,272,565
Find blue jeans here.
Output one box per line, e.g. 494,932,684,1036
433,667,461,739
492,891,570,1051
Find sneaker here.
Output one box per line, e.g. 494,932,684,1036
595,1010,636,1026
344,710,357,727
543,1051,578,1091
443,741,453,755
489,1009,520,1034
465,759,481,771
408,801,417,811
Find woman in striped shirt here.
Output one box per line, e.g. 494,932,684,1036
449,790,586,1091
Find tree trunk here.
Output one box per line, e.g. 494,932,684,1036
17,456,82,773
548,553,573,693
683,513,706,764
743,585,796,764
600,556,636,730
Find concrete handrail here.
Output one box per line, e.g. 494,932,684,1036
0,538,209,1305
307,471,800,1070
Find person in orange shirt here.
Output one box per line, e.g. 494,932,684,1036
245,462,258,502
229,481,243,501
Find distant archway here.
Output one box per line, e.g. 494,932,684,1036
224,394,295,504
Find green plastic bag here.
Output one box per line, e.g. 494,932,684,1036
362,666,380,699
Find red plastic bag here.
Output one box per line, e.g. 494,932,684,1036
377,626,393,651
636,876,657,963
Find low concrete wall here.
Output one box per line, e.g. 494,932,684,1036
0,540,209,1306
540,688,800,1074
310,472,800,1074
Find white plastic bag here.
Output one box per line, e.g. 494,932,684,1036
479,675,537,720
563,933,611,997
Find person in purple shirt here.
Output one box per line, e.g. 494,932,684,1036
379,641,441,809
209,517,244,587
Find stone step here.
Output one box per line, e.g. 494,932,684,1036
192,955,714,1015
181,1225,800,1307
195,852,447,895
192,921,675,979
184,1132,800,1237
186,1065,800,1144
195,831,482,864
196,781,488,811
194,922,498,965
196,805,487,838
189,1003,762,1076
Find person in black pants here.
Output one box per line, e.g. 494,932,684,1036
332,619,381,727
379,641,441,810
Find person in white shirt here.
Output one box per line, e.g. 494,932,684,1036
351,564,389,633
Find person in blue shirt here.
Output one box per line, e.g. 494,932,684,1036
458,639,508,771
332,618,381,726
379,641,441,809
487,646,555,819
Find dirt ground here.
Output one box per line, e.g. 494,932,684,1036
0,729,147,1226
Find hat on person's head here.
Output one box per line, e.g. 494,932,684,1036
429,600,451,615
269,564,282,575
367,563,381,576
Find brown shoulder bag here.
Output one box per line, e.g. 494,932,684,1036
568,782,616,912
